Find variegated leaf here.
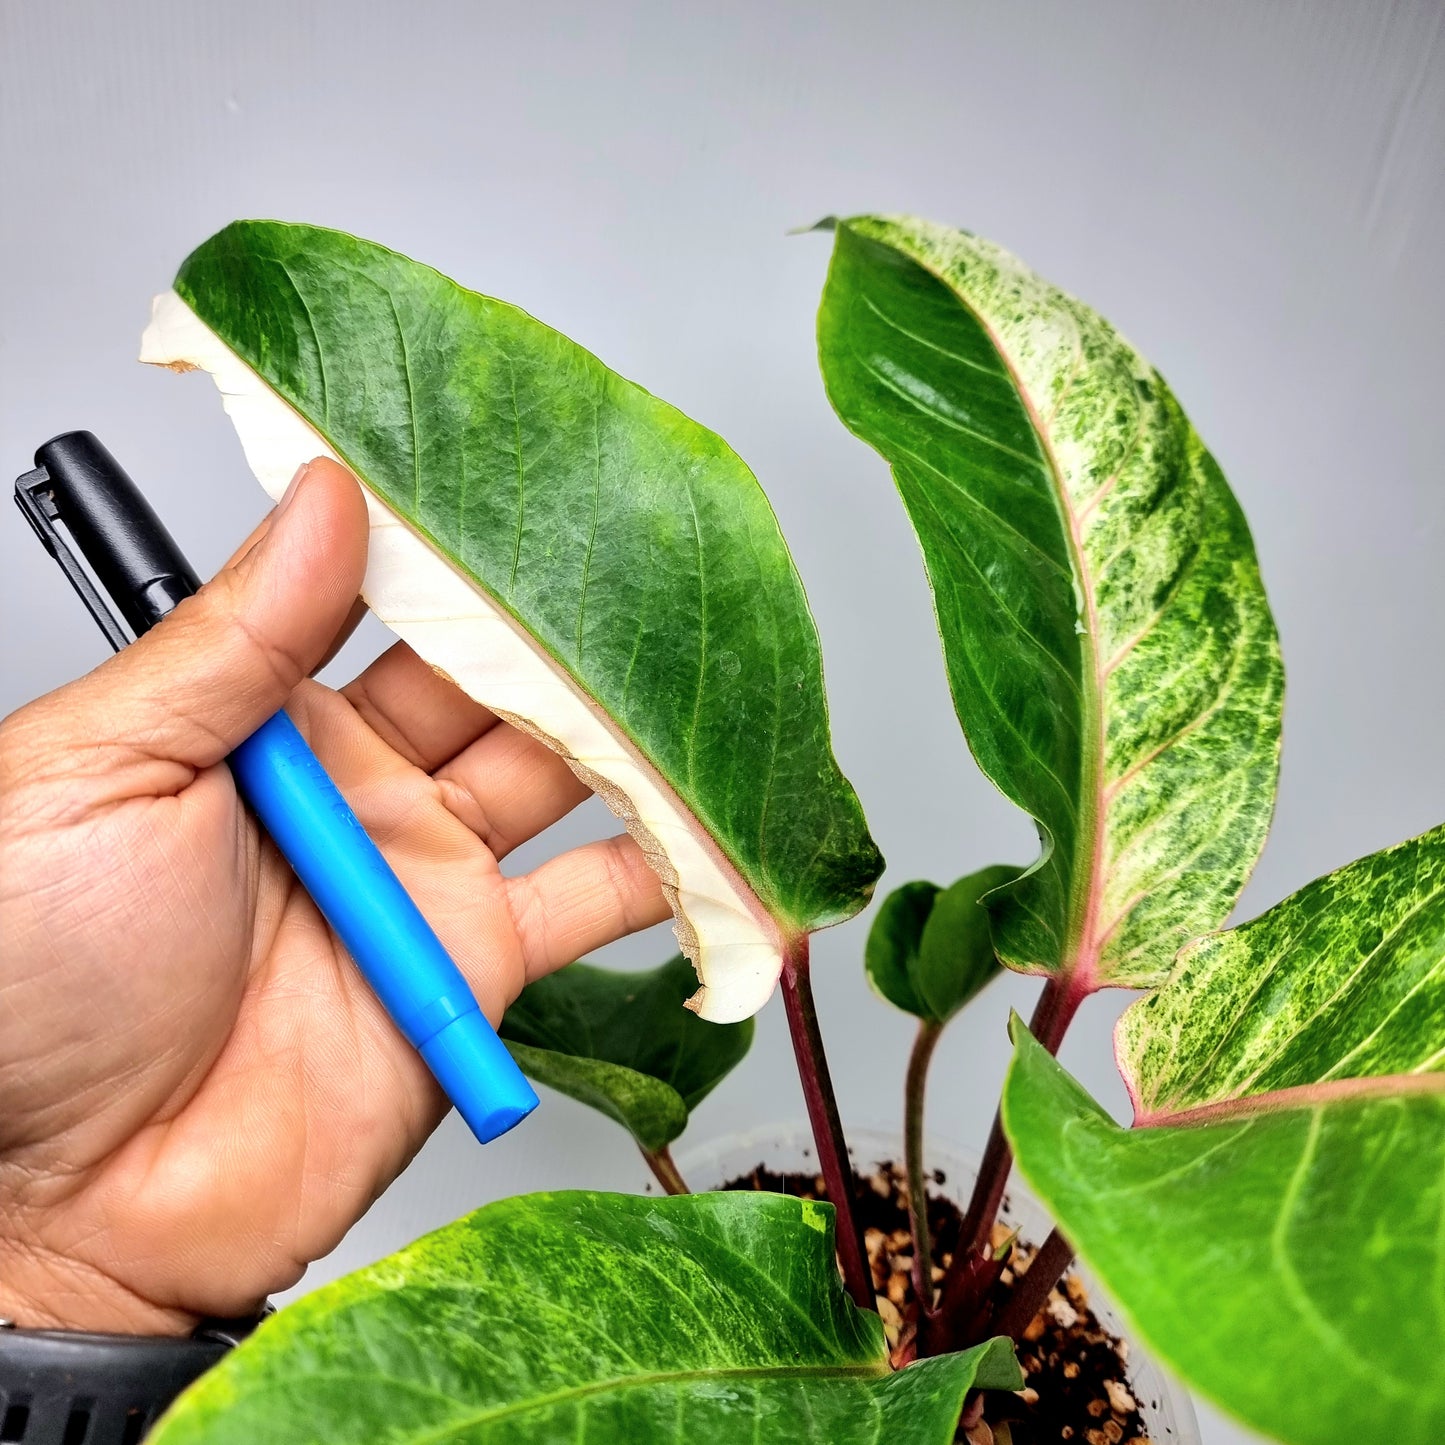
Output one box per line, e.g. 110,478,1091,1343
142,221,883,1022
817,216,1283,990
1119,821,1445,1123
1004,1023,1445,1445
1008,827,1445,1445
150,1191,1023,1444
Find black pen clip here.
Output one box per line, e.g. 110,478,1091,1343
13,431,200,652
15,464,130,651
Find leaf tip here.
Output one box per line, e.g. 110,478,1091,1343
973,1334,1027,1392
791,215,841,237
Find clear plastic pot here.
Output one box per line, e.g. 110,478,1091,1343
677,1122,1202,1445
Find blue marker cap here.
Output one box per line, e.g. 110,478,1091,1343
420,1010,539,1141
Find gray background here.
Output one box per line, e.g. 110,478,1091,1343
3,2,1443,1441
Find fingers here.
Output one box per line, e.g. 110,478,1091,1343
433,725,590,859
505,834,670,983
342,641,590,857
34,459,368,790
341,642,496,772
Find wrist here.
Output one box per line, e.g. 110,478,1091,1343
0,1234,197,1336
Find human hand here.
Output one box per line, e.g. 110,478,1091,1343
0,459,668,1332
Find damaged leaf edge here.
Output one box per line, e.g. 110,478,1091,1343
140,289,787,1023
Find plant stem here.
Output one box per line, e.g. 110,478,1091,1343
905,1018,944,1308
959,977,1082,1254
780,938,875,1312
991,1226,1075,1343
641,1144,690,1196
926,976,1084,1350
956,1117,1013,1260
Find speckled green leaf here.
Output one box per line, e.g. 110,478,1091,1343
865,866,1017,1022
1004,1025,1445,1445
817,216,1282,990
500,955,754,1150
150,1192,1023,1444
153,220,883,1021
1120,823,1445,1120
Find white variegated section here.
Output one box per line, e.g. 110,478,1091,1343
140,289,783,1023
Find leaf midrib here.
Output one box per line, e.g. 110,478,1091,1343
1136,1069,1445,1128
891,237,1107,989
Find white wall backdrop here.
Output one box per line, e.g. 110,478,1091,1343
3,4,1442,1441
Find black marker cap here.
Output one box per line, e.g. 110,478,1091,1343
33,431,200,637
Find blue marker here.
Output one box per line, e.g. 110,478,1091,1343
14,430,539,1144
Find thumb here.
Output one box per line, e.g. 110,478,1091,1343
61,458,370,774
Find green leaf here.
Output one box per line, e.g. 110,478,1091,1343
143,220,883,1022
504,1042,687,1155
816,216,1282,989
500,955,754,1151
1003,1024,1445,1445
865,881,939,1018
1119,822,1445,1119
865,865,1017,1022
150,1192,1022,1444
918,865,1019,1020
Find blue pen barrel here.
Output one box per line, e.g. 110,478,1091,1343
228,711,539,1143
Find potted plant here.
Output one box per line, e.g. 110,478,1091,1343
137,216,1442,1445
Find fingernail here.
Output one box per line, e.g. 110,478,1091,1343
278,462,313,513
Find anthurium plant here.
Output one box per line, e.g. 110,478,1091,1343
142,217,1442,1445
